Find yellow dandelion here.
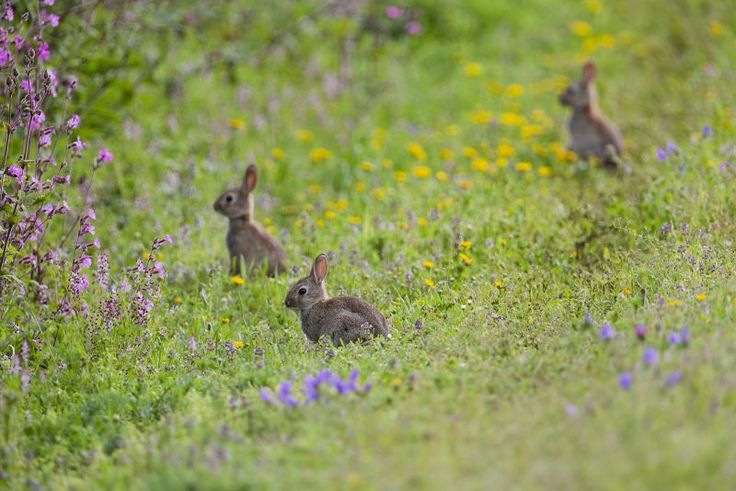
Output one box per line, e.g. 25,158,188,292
335,198,348,210
505,84,524,97
445,124,460,136
458,240,472,250
494,279,504,289
709,20,724,38
412,165,432,179
585,0,602,13
462,146,479,158
570,20,592,37
324,210,337,220
310,147,332,164
537,166,552,177
422,260,434,269
470,111,493,125
436,170,448,182
229,275,245,286
173,296,183,305
394,170,407,182
396,222,409,230
407,142,427,161
296,129,313,142
418,217,428,227
497,142,516,158
271,147,285,160
232,340,244,349
440,148,454,160
521,124,543,140
220,316,231,324
496,157,508,168
695,293,707,302
597,33,616,49
360,161,374,172
391,377,403,388
227,118,246,129
372,188,385,200
666,299,683,308
516,162,533,172
499,112,526,127
423,278,436,289
459,253,473,266
622,287,632,296
464,62,483,77
471,157,490,173
347,216,362,225
315,219,325,228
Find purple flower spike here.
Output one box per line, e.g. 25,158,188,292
668,331,682,345
656,148,668,161
642,346,658,366
665,142,679,155
304,375,321,403
702,125,713,138
277,381,298,408
619,372,633,391
259,388,275,404
665,371,683,386
96,148,113,165
6,165,23,184
66,114,80,131
599,323,615,341
634,324,646,340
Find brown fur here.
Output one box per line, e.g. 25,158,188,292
284,254,389,346
559,61,624,168
213,165,286,277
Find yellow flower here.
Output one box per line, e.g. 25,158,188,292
308,184,321,194
462,146,478,159
310,147,332,164
407,142,427,161
537,166,552,177
709,20,724,38
353,182,366,192
271,147,285,160
382,159,394,169
412,165,432,179
296,129,313,142
440,148,454,160
232,340,244,349
347,216,362,225
695,293,707,302
499,112,526,127
494,279,504,289
521,124,543,140
458,179,473,190
372,188,385,200
570,20,592,37
228,118,246,129
229,275,245,286
496,158,508,168
516,162,533,172
396,222,409,230
464,62,483,77
471,157,490,173
486,80,504,95
666,299,683,308
423,278,436,288
394,170,407,182
470,111,493,125
585,0,602,13
324,210,337,220
315,219,325,228
220,316,231,324
505,84,524,97
143,252,153,260
532,143,548,157
458,240,472,250
173,296,183,305
497,142,516,158
335,199,348,211
436,171,448,182
266,225,277,235
597,33,616,49
459,253,473,266
360,161,374,172
391,377,403,389
422,260,434,269
418,217,428,227
622,287,632,296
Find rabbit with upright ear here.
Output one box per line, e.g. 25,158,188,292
559,61,624,168
213,165,286,277
284,254,389,347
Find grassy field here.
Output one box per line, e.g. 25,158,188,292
3,0,736,489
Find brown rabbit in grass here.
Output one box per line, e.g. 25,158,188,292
284,254,389,347
213,165,286,277
559,61,624,168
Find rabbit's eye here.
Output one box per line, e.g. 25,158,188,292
298,286,307,295
225,195,234,203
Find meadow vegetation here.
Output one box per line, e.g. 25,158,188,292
1,0,736,489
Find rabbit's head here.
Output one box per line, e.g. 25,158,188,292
213,165,257,220
559,61,598,110
284,254,329,311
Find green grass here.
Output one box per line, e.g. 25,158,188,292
3,0,736,489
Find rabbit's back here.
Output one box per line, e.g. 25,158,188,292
227,221,286,275
301,297,388,344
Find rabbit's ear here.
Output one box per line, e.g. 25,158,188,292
311,254,329,284
582,61,596,84
242,165,257,194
